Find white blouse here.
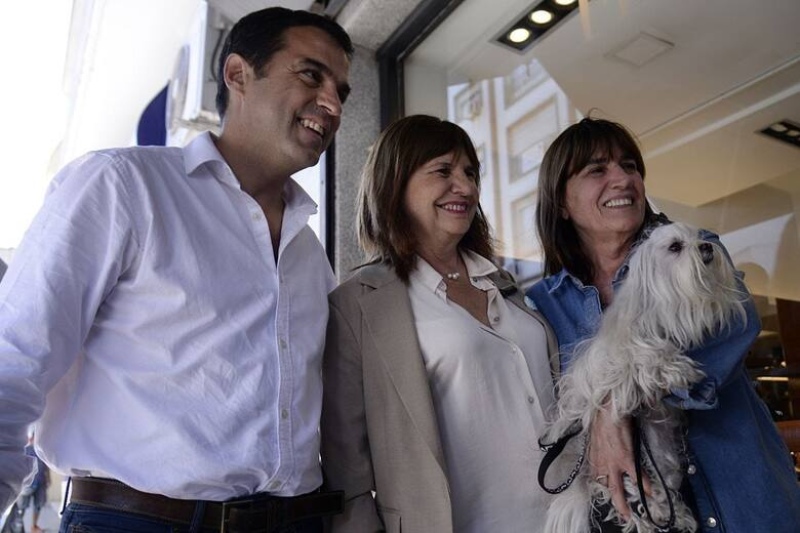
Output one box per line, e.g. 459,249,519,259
408,251,555,532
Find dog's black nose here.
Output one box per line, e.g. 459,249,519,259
699,242,714,264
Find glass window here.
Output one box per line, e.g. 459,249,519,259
402,0,800,426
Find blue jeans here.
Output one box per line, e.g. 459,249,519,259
58,503,323,533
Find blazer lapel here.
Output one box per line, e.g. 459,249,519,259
358,265,448,474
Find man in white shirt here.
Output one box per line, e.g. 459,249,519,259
0,7,352,533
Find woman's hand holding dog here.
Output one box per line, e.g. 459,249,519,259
589,406,653,523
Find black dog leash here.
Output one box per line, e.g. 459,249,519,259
537,422,587,494
538,416,678,532
632,416,677,532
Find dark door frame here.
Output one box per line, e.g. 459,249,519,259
376,0,465,128
326,0,463,265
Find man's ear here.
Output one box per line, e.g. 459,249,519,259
223,53,250,100
560,205,570,220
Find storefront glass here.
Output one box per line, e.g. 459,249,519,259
402,0,800,430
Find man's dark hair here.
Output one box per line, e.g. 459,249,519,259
215,7,353,119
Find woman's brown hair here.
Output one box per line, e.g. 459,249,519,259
537,117,656,282
357,115,494,281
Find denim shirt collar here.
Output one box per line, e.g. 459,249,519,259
546,261,631,295
546,210,673,294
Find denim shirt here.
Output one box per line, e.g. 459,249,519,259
526,230,800,532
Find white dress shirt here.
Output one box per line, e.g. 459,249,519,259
0,132,335,509
408,252,555,532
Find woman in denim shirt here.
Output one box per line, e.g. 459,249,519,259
526,117,800,532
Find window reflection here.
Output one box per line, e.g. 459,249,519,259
403,0,800,431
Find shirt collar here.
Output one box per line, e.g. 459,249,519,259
548,213,669,293
182,131,229,177
546,268,573,292
547,259,631,293
283,177,318,216
411,250,498,296
182,132,317,215
462,250,498,279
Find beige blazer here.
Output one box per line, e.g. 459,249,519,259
321,262,559,533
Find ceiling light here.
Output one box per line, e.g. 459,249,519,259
530,10,554,25
493,0,582,52
509,28,532,43
759,119,800,150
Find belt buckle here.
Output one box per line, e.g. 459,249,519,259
220,496,263,533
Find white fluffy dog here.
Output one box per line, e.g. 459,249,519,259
539,222,747,533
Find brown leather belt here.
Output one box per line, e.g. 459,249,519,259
69,477,344,533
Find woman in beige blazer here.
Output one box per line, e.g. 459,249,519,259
321,115,559,533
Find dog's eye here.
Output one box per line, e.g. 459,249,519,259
668,241,684,253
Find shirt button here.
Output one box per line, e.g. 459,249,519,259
269,480,281,491
279,338,287,349
252,212,261,221
492,316,500,323
687,464,697,475
527,396,535,404
281,409,289,419
705,517,718,528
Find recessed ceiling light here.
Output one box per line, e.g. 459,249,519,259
759,120,800,150
508,27,532,43
493,0,582,53
530,10,554,25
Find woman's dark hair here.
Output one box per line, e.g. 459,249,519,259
537,117,656,282
215,7,353,119
358,115,495,281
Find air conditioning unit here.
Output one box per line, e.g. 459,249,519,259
166,2,231,145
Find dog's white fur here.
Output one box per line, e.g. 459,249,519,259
541,222,747,533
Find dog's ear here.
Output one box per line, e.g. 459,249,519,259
639,212,673,242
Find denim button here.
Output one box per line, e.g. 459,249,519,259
705,516,718,528
687,464,697,475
